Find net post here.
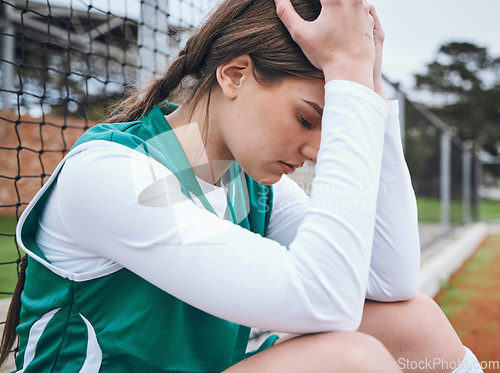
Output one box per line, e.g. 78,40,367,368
440,130,451,234
473,158,482,221
462,146,471,224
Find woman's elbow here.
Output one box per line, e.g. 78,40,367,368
366,279,419,302
302,298,365,333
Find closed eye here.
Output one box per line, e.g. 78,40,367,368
298,115,312,131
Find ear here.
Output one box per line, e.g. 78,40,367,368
216,54,253,99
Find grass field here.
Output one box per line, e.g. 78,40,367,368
416,197,462,223
417,197,500,223
434,234,500,371
480,198,500,221
0,215,23,299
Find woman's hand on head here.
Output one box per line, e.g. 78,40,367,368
275,0,376,89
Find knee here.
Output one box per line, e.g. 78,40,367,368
359,292,465,361
384,292,457,348
409,291,440,309
385,292,445,325
312,331,399,372
403,292,449,329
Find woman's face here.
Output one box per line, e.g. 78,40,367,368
216,75,324,185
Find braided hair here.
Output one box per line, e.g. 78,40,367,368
0,0,321,367
106,0,321,124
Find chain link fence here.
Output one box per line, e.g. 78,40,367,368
0,0,215,368
0,0,216,295
480,160,500,222
389,84,484,248
0,0,498,368
291,80,489,249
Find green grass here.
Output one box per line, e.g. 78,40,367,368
481,198,500,221
416,197,500,223
416,197,464,223
0,215,23,299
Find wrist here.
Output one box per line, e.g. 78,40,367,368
323,63,374,91
374,81,388,102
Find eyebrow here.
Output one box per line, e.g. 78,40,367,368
302,99,323,116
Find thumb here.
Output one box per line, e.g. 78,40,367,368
274,0,306,38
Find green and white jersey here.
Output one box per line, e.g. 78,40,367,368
16,81,422,372
16,102,275,372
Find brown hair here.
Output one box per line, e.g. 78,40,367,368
106,0,321,123
0,254,27,366
0,0,321,367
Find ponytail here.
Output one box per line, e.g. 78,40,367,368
106,0,255,124
1,0,322,367
106,0,322,124
106,45,196,123
0,254,28,367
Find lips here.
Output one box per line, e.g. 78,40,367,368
279,161,302,175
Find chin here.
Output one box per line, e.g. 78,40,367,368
249,172,282,186
239,163,282,186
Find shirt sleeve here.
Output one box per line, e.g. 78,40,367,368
265,175,309,247
55,80,387,333
267,100,421,302
365,100,420,301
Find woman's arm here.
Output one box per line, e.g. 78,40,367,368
49,0,388,334
56,81,387,334
365,102,420,301
267,102,420,303
365,5,420,300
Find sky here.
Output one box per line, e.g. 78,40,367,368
369,0,500,92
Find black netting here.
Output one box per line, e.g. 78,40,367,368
0,0,489,367
0,0,215,364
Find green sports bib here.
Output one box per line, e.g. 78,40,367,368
15,102,275,372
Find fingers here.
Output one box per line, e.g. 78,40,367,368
274,0,377,88
369,4,387,101
358,0,375,39
274,0,307,40
368,13,375,36
369,4,385,42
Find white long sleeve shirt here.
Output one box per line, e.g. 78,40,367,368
33,80,420,333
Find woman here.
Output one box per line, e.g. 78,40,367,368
1,0,483,371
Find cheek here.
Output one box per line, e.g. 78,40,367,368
236,134,274,170
231,96,297,162
237,122,273,155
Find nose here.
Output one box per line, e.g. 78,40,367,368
301,129,320,163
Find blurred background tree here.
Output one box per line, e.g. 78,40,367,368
402,41,500,200
414,42,500,157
